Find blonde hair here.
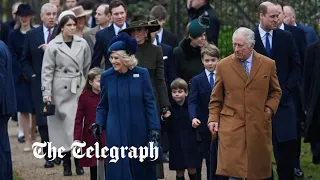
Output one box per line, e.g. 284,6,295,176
111,50,138,70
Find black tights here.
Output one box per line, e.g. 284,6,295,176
90,166,97,180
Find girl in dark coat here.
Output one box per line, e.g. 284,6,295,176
74,67,106,180
8,3,36,151
164,78,200,180
173,18,208,85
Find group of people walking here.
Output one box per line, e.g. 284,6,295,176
1,0,320,180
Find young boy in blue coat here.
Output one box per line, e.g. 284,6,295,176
188,44,228,180
164,78,201,180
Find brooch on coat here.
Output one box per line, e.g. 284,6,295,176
133,74,140,78
163,56,168,60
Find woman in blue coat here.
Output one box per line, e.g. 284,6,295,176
8,4,36,151
93,32,161,180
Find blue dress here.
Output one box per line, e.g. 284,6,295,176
8,29,34,113
96,66,160,180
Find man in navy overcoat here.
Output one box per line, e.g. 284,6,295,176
0,40,16,180
253,2,302,179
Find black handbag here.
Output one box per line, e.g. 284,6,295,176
40,101,55,116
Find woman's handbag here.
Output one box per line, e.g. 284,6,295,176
147,137,163,164
40,101,55,116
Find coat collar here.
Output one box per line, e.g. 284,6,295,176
54,33,83,65
230,50,262,86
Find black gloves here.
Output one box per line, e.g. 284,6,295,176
89,123,103,141
149,130,160,142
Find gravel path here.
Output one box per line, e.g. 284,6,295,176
8,119,207,180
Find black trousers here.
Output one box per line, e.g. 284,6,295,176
273,139,297,180
38,125,50,161
90,166,97,180
196,132,211,180
293,121,302,169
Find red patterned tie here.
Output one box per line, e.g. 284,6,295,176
47,28,52,44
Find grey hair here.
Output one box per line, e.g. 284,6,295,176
110,50,138,70
41,3,57,15
232,27,255,47
284,5,296,16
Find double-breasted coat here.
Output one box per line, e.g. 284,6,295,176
74,90,106,167
41,33,91,152
208,51,282,179
96,66,160,180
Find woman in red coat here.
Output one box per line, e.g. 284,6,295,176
74,67,106,180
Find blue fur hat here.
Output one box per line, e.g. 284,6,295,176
107,32,138,56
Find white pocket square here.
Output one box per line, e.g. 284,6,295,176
133,74,140,78
163,56,168,60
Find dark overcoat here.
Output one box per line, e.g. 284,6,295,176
96,66,160,180
20,26,48,126
135,42,170,111
167,100,201,170
253,28,302,142
0,40,16,180
303,40,320,142
74,90,106,167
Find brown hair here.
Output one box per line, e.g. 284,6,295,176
109,0,127,14
82,67,103,93
170,78,188,93
201,43,220,59
150,5,168,21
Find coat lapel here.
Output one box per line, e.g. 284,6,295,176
200,71,211,91
55,33,82,65
35,26,45,46
230,55,248,83
89,26,100,41
254,28,268,56
245,51,262,86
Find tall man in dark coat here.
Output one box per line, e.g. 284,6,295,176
20,3,58,168
90,0,129,70
0,40,16,180
253,2,302,180
303,39,320,165
274,3,307,177
187,0,220,46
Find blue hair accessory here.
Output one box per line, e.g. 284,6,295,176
108,32,138,55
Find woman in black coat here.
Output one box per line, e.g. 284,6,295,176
173,18,208,86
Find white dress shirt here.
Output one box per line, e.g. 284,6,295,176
243,51,254,74
43,25,54,44
279,23,285,30
258,24,273,49
205,69,216,84
113,23,127,35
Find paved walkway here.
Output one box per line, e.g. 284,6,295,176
8,119,207,180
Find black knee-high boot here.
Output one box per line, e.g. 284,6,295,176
62,151,72,176
74,158,84,175
188,173,197,180
176,176,185,180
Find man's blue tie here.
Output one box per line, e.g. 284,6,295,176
265,32,271,57
209,72,214,89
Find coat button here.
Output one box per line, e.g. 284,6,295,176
76,70,79,73
77,85,79,88
64,86,67,89
64,70,67,73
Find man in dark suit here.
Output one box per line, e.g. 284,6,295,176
274,3,307,177
253,2,302,180
0,40,16,180
20,3,58,168
150,5,179,48
303,39,320,165
90,0,128,70
187,0,220,46
283,5,319,46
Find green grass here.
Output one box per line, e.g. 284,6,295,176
272,139,320,180
13,171,22,180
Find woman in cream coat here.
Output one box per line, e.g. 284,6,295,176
41,10,91,176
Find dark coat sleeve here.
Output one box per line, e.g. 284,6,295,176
206,12,220,46
91,31,104,69
164,46,177,87
188,76,199,120
20,31,35,79
155,46,170,108
303,44,316,111
96,72,109,129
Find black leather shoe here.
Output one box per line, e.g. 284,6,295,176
18,136,25,143
54,157,61,165
44,160,54,168
74,158,84,175
63,153,72,176
294,168,304,178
